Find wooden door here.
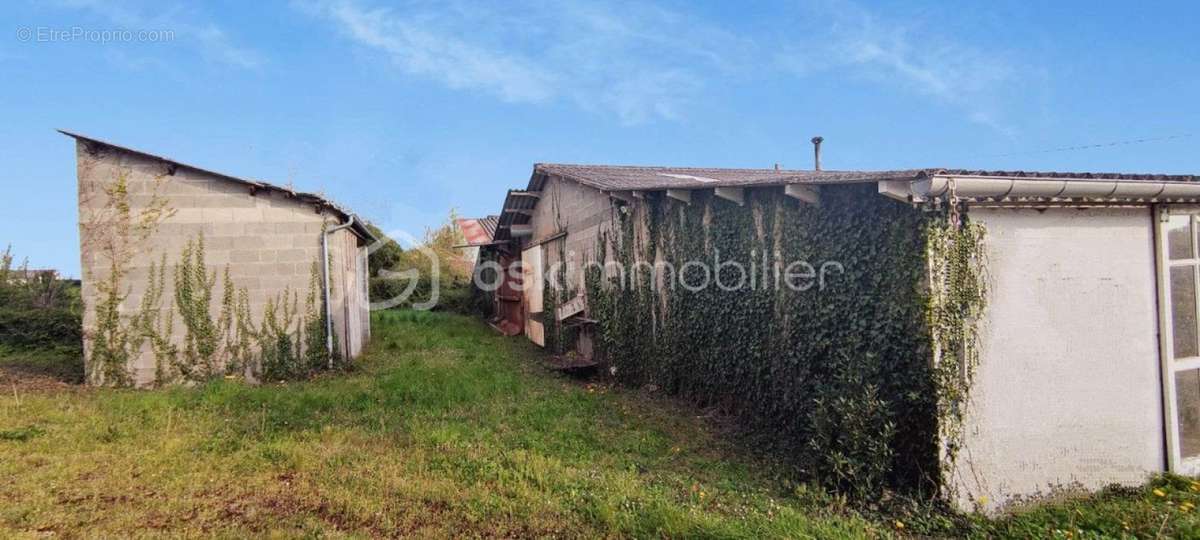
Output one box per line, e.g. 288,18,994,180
522,245,545,346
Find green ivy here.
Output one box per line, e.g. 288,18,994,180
926,214,988,485
581,184,977,498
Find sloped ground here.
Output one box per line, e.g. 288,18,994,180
1,310,1197,538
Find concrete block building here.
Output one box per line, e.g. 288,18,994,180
470,159,1200,512
65,130,373,386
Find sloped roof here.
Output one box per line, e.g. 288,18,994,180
478,215,499,238
455,215,500,246
533,163,922,191
533,163,1200,191
58,129,375,242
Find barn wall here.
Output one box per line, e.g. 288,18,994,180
952,206,1164,512
76,141,369,385
525,176,614,308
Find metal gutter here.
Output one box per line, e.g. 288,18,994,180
909,175,1200,202
322,215,356,368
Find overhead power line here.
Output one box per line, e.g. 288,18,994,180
980,133,1193,159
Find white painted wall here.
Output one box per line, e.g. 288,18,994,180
952,206,1165,512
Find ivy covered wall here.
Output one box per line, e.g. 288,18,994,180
553,182,971,497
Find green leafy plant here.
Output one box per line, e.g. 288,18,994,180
136,254,177,387
173,235,222,382
806,364,897,499
925,211,988,482
82,169,174,386
258,287,301,381
582,184,966,498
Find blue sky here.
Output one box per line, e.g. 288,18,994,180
2,0,1198,276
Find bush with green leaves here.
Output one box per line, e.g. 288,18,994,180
365,210,477,313
0,246,84,382
0,248,81,347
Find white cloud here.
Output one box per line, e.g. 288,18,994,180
323,2,555,103
302,0,749,124
53,0,263,69
190,23,263,69
776,0,1024,134
303,0,1035,130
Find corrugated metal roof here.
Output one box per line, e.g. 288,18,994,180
455,215,500,246
495,190,538,243
478,215,499,239
58,129,376,242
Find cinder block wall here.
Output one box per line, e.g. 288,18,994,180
75,141,368,385
528,176,615,292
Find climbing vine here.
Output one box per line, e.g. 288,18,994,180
173,237,332,384
137,255,177,387
541,192,579,356
174,235,221,381
925,212,988,484
581,183,987,498
83,169,174,386
83,165,341,387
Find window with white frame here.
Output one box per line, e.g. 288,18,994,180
1160,208,1200,473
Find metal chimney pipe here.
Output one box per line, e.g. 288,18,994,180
811,136,824,171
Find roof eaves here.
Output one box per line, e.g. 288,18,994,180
929,169,1200,183
59,129,375,241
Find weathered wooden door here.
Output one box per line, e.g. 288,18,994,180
495,252,524,336
522,244,545,346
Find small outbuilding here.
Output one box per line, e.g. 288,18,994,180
65,130,373,387
470,158,1200,512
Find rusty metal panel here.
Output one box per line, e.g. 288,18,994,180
455,217,498,246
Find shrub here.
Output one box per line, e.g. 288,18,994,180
0,306,81,350
0,246,82,352
367,209,476,314
805,367,897,499
0,246,84,382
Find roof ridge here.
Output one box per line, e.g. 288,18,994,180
537,162,832,174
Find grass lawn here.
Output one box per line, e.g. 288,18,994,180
1,310,1198,538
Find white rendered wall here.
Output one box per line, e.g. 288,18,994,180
952,206,1165,512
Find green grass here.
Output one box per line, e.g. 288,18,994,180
0,311,881,538
965,475,1200,538
1,310,1196,538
